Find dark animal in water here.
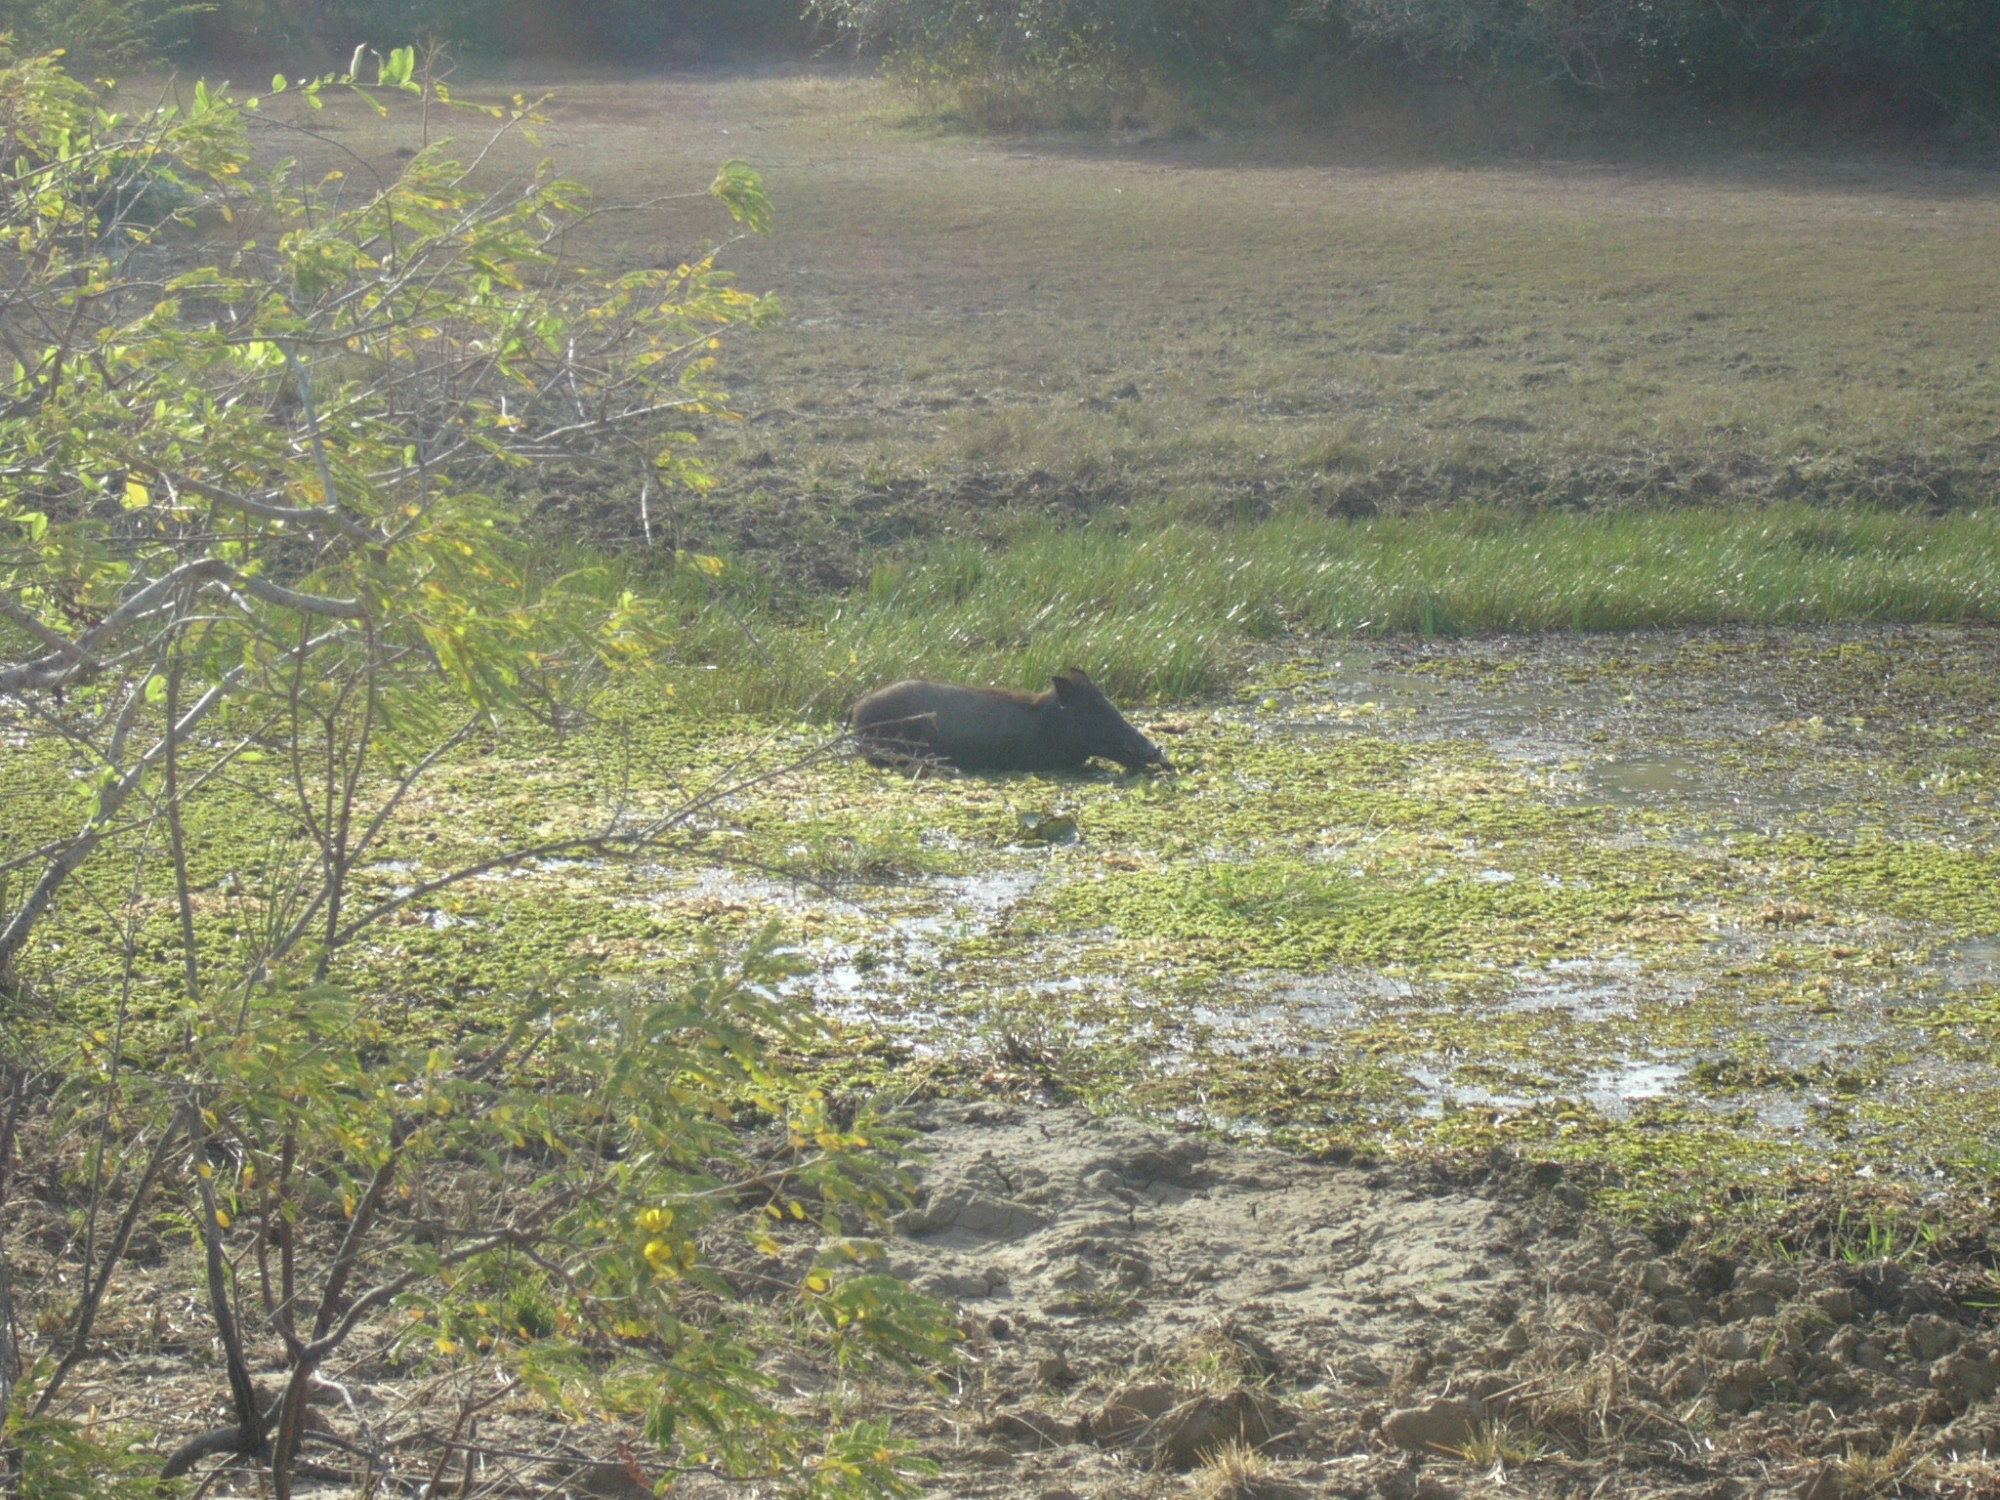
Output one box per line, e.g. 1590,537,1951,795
848,669,1169,773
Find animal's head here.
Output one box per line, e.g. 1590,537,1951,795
1050,668,1170,772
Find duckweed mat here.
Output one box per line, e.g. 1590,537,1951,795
20,624,1995,1219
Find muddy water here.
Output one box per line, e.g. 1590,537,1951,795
418,626,2000,1195
713,626,2000,1195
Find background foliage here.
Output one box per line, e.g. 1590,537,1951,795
808,0,2000,128
10,0,1992,129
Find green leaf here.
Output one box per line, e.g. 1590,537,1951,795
380,47,416,90
1017,811,1078,844
709,160,773,235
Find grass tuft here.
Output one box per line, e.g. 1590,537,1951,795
629,503,2000,716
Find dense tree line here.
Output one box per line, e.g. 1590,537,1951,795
1,0,808,67
8,0,1994,125
810,0,2000,126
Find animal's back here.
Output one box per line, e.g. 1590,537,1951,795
847,679,955,764
848,679,1060,769
849,669,1163,773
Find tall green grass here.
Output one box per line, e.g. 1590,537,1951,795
617,503,2000,716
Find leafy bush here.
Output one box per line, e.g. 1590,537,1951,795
0,45,949,1496
814,0,2000,127
1315,0,2000,110
0,0,206,70
811,0,1318,122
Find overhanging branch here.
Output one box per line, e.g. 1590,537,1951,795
1,561,367,694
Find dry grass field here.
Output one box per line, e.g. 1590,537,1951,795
549,75,1997,548
197,69,2000,579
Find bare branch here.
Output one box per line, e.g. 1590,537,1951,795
118,456,380,545
30,1116,186,1417
0,559,365,695
0,630,345,971
0,588,86,660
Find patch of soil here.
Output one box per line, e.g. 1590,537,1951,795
880,1101,1999,1498
28,1097,2000,1498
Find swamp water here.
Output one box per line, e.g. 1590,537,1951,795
664,626,2000,1199
22,625,1996,1204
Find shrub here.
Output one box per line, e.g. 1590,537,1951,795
0,46,949,1496
0,0,206,70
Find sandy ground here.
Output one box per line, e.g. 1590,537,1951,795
48,1098,1991,1499
866,1101,2000,1499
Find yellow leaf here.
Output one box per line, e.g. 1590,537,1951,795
214,1208,230,1229
122,478,149,509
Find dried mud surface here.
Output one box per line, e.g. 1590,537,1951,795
877,1101,2000,1500
54,1100,1997,1499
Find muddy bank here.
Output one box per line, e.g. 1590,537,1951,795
20,624,1993,1206
886,1100,1999,1498
696,626,2000,1217
62,1099,1997,1497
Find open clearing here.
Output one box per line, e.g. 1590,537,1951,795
195,69,2000,580
31,66,2000,1496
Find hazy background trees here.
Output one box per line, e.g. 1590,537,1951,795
805,0,2000,129
9,0,1994,131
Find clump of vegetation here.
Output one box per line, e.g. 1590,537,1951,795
0,46,949,1496
649,504,2000,719
808,0,2000,130
0,0,205,70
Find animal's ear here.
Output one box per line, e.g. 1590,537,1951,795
1051,668,1096,705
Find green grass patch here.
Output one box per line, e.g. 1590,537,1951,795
1749,833,2000,933
645,503,2000,716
